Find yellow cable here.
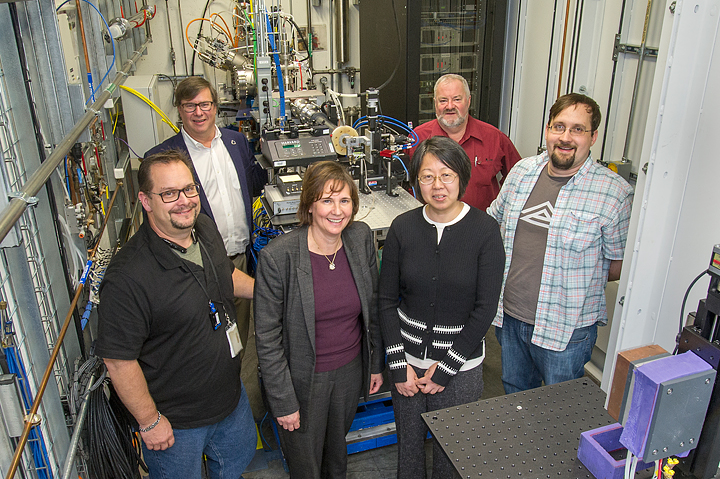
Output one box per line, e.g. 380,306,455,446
112,109,120,135
119,85,179,134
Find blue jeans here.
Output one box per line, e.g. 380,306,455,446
143,384,256,479
495,313,597,394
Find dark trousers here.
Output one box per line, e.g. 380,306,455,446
230,253,252,358
391,364,484,479
277,355,363,479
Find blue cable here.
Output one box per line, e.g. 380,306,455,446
81,301,93,330
354,115,418,149
393,154,416,198
56,0,116,105
354,115,417,137
265,13,286,122
4,346,54,479
392,154,409,181
64,157,71,197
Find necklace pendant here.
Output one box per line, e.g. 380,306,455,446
329,263,336,271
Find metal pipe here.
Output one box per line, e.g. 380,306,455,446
539,0,560,152
177,0,189,74
335,0,349,65
164,0,178,78
622,0,653,160
0,38,150,245
306,0,315,75
60,373,96,479
599,0,629,162
4,182,123,479
75,0,93,97
556,0,572,98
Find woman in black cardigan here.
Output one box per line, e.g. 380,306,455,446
379,136,505,478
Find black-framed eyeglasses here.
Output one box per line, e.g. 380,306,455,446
151,184,200,203
180,101,215,113
418,173,458,185
547,124,593,136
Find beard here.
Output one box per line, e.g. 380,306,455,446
550,144,577,171
437,110,467,129
169,204,199,230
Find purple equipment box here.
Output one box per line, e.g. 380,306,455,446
619,351,716,462
578,423,653,479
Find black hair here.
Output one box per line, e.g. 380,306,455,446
409,136,472,199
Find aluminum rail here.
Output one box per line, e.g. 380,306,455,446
0,37,150,245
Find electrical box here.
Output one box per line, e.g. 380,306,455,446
277,174,303,196
263,184,300,216
120,75,172,158
620,351,716,462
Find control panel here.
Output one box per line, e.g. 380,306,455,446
261,133,337,168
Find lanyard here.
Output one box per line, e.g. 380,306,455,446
184,236,232,331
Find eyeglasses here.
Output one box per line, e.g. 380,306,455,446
151,184,200,203
547,124,593,136
418,173,458,185
180,101,215,113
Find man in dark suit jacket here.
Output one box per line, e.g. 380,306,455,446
145,76,267,353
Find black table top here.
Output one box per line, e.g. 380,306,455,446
422,378,617,479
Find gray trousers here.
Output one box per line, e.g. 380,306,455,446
277,355,363,479
391,364,484,479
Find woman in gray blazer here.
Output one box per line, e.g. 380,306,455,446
254,161,384,478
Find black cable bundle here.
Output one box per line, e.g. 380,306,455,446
83,361,147,478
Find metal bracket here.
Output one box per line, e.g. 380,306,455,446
9,191,39,207
24,413,42,426
613,34,659,61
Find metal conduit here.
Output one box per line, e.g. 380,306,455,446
61,373,96,479
0,37,151,245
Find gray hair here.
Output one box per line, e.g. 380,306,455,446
434,74,471,99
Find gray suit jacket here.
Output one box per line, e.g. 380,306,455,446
254,222,384,430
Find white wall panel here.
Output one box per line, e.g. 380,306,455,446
603,0,720,389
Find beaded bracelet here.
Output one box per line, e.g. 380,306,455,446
139,411,162,433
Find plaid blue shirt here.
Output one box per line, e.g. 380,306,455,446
487,152,633,351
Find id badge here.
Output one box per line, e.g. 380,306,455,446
226,322,243,358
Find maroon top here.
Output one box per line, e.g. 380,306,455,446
310,246,362,372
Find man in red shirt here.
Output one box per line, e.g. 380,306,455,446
411,74,521,210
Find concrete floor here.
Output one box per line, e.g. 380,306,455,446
241,326,505,478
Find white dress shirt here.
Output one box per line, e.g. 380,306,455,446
182,126,249,256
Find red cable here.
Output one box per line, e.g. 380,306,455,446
134,8,147,27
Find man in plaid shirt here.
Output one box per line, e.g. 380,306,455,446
487,93,633,393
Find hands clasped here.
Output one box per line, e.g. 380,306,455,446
395,363,445,397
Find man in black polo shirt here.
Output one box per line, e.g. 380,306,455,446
96,149,256,478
